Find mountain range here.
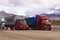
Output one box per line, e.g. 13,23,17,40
43,13,60,18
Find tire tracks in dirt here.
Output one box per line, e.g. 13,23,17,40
0,31,39,40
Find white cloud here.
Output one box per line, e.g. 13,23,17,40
9,0,60,8
0,0,60,8
45,10,55,14
0,0,60,16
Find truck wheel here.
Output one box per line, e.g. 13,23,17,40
15,26,20,30
49,28,51,30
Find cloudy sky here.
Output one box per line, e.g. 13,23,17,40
0,0,60,16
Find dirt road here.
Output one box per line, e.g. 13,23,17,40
0,29,60,40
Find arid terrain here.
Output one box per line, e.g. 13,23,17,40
0,29,60,40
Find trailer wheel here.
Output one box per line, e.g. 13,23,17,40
41,27,45,30
29,27,32,30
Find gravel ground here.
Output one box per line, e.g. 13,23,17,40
0,29,60,40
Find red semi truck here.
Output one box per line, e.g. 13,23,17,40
15,19,29,30
26,14,53,30
5,15,29,30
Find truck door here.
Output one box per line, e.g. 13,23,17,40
36,17,42,29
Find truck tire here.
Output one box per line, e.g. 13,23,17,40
49,28,51,30
15,26,20,30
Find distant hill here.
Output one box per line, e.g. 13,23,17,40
42,13,60,18
0,11,26,19
0,11,14,18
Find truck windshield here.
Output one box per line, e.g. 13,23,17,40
42,20,49,22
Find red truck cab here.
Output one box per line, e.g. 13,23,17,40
15,19,29,30
36,14,52,30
